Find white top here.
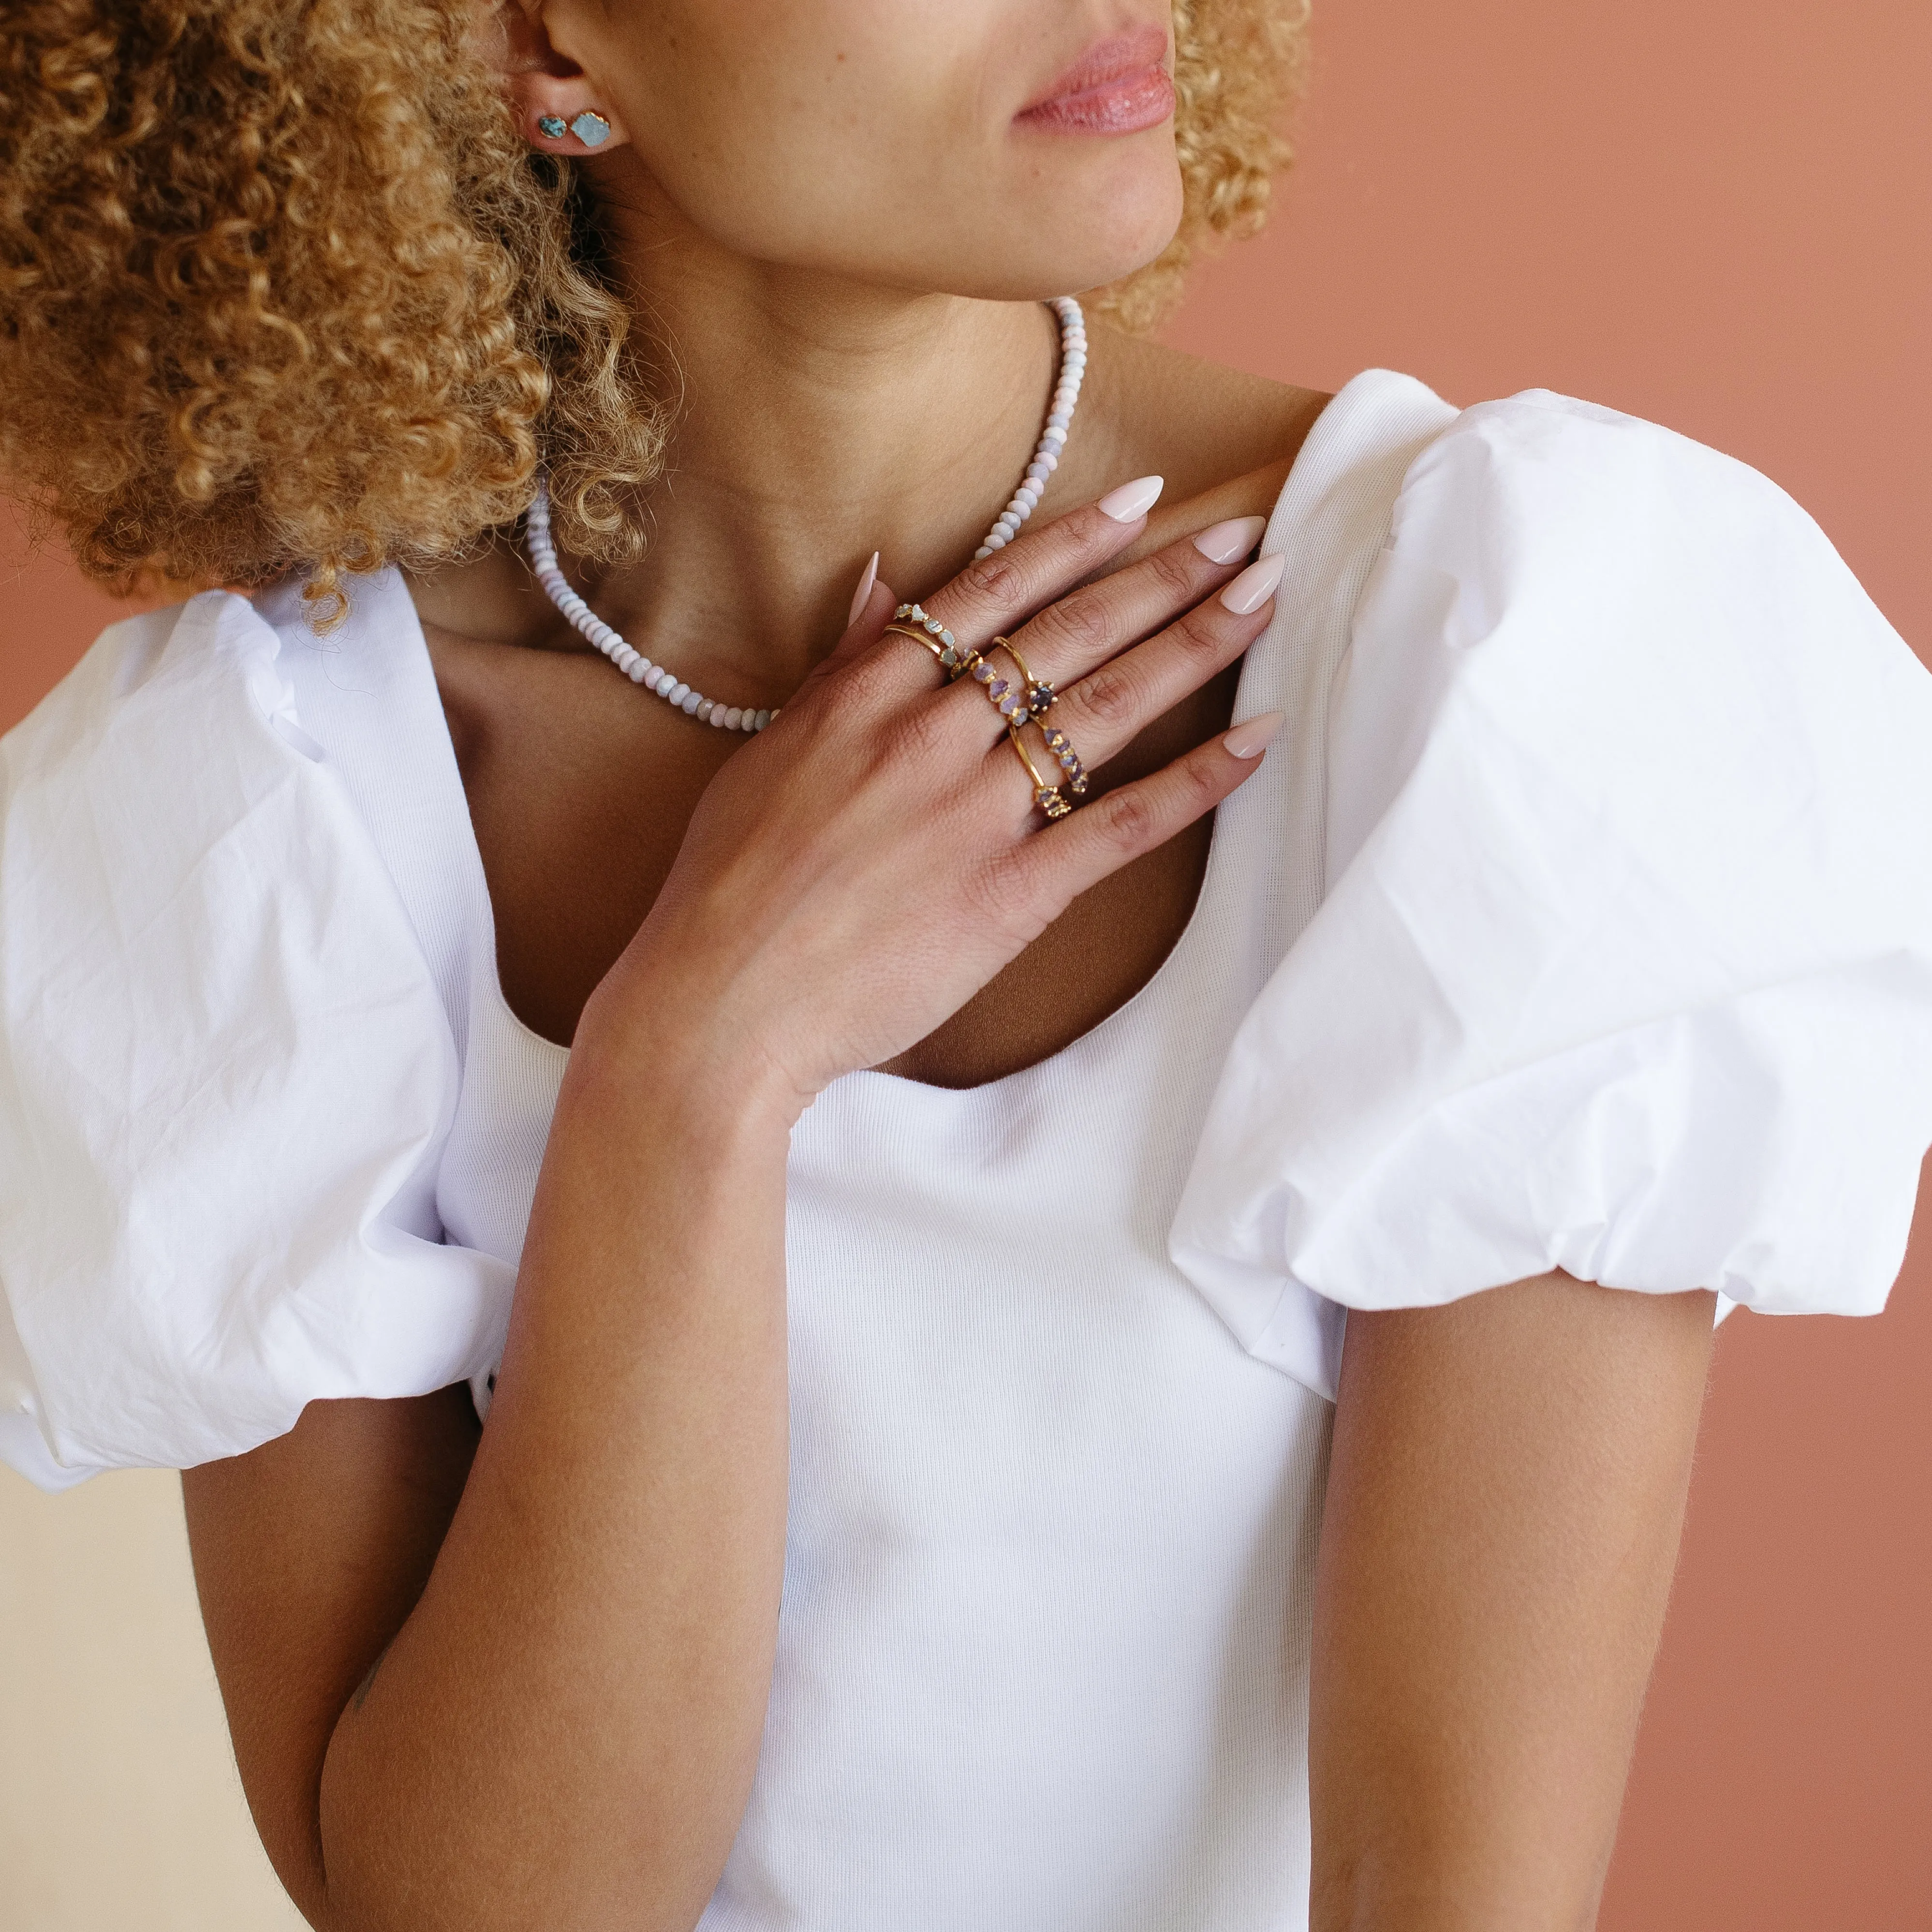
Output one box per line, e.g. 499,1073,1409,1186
5,372,1932,1929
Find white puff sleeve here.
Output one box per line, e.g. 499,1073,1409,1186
0,591,512,1489
1171,390,1932,1401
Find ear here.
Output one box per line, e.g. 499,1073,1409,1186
495,0,632,156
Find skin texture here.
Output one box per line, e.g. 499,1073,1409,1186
179,3,1717,1929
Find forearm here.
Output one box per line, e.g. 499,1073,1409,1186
316,1011,794,1932
1308,1275,1713,1932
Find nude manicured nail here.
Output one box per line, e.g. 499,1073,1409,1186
1220,552,1286,615
1193,516,1268,565
847,550,879,628
1097,475,1165,522
1224,710,1285,759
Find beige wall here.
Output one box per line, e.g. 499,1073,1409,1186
0,1470,305,1930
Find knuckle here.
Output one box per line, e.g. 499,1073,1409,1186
1182,752,1223,808
960,846,1030,930
955,551,1028,609
1075,661,1139,729
883,690,954,771
1062,507,1119,569
1168,603,1228,661
1029,588,1111,658
1098,785,1157,850
840,640,909,708
1145,546,1199,602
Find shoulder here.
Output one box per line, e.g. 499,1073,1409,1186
1170,384,1932,1384
1089,329,1331,521
1327,385,1928,885
0,583,501,1487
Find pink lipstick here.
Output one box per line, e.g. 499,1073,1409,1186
1016,26,1174,136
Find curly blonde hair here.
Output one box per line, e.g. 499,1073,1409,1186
0,0,1307,618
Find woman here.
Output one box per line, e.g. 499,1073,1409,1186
2,3,1929,1928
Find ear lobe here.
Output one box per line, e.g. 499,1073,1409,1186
494,0,631,154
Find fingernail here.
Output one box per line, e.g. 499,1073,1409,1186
1224,709,1285,759
846,551,879,628
1220,552,1286,615
1097,475,1165,522
1193,516,1268,565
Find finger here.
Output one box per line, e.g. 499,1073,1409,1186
992,515,1270,690
1006,710,1286,911
792,573,901,706
917,476,1165,649
1033,551,1285,769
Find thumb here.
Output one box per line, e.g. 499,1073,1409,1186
814,564,898,677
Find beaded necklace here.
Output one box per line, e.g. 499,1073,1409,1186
524,296,1087,733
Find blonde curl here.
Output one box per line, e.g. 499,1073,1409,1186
0,0,1306,621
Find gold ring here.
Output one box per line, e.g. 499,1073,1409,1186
1009,728,1075,820
892,603,979,678
996,638,1057,720
966,635,1046,727
991,639,1088,796
884,620,948,666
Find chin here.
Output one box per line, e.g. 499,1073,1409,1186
989,145,1184,299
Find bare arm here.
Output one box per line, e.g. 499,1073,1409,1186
182,492,1288,1932
185,1063,793,1932
1309,1273,1715,1932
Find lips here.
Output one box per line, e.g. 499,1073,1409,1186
1015,25,1175,136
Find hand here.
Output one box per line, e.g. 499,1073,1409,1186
584,480,1286,1121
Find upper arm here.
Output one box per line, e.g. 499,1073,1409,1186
1310,1272,1714,1932
180,1386,481,1925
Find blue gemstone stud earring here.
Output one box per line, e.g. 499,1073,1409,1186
536,114,567,139
570,111,612,147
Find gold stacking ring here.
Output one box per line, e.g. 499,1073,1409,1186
891,603,980,678
986,637,1090,798
1009,730,1075,821
884,621,950,668
997,638,1057,722
964,635,1047,727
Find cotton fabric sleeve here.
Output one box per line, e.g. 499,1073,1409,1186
1170,389,1932,1401
0,591,512,1489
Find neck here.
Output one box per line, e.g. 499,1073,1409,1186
472,170,1089,704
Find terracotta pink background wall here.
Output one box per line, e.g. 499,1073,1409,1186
2,1,1926,1923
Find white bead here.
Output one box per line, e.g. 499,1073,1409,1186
527,300,1083,731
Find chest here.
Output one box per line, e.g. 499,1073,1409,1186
428,630,1239,1087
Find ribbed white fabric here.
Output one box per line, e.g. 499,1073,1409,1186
3,369,1930,1927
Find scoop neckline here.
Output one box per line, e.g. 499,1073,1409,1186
394,383,1360,1100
